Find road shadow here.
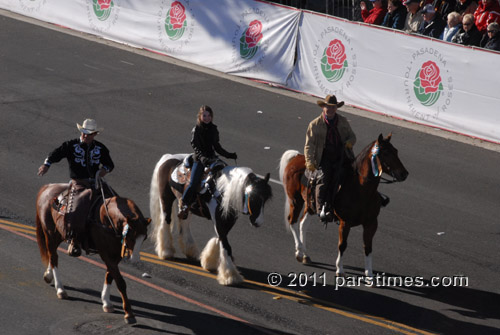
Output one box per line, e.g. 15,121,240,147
64,285,294,335
237,265,500,335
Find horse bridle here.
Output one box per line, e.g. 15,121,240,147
243,185,253,216
95,172,131,258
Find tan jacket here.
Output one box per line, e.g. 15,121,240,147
304,113,356,170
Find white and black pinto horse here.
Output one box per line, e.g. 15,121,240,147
150,153,272,285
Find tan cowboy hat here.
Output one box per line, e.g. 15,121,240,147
317,95,344,108
76,119,103,134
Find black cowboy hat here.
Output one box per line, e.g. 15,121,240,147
317,95,345,108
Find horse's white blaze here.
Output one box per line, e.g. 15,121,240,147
200,237,220,272
253,206,264,226
217,245,243,286
129,234,146,263
336,252,344,275
101,283,113,312
364,254,373,278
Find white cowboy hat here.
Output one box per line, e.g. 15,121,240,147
76,119,103,134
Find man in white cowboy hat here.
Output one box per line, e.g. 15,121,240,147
38,119,114,257
304,95,356,223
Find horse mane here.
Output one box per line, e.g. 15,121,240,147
353,140,376,173
217,166,253,216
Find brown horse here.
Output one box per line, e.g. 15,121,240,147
150,153,272,286
35,183,150,324
279,134,408,280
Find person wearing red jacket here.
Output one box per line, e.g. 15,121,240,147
361,0,389,25
474,0,500,33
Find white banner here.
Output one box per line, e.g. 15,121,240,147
1,0,300,85
287,11,500,143
1,1,499,142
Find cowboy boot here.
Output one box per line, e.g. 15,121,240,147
67,239,82,257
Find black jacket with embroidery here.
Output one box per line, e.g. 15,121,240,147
191,122,231,165
44,139,114,179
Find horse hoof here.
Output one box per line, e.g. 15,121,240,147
103,305,115,313
336,272,345,277
302,256,312,264
57,291,68,300
43,274,53,284
295,255,302,263
124,316,136,324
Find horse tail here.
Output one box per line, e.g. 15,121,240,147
279,150,300,184
150,154,172,244
35,193,49,267
279,150,300,231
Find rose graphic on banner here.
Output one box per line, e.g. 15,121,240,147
93,0,114,21
165,1,187,41
413,61,443,107
240,20,263,60
321,39,348,83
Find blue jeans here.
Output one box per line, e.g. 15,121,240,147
181,161,204,206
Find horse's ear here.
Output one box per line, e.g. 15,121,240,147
264,173,270,183
386,133,392,141
378,133,384,143
146,218,152,226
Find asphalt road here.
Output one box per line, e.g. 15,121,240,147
1,10,500,335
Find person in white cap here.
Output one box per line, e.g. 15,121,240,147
38,119,114,257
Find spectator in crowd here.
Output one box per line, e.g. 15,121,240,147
480,21,500,50
382,0,409,29
452,13,484,45
433,0,458,18
404,0,425,33
419,4,447,37
440,11,463,40
361,0,389,25
454,0,478,18
474,0,500,33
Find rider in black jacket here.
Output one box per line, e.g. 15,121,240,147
38,119,114,257
178,105,237,219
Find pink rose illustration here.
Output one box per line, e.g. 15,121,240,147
245,20,263,48
170,1,187,30
326,39,347,71
419,61,442,94
97,0,112,10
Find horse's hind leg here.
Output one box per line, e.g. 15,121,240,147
47,239,67,299
155,199,175,259
290,213,311,264
177,214,199,260
336,221,351,277
101,271,115,313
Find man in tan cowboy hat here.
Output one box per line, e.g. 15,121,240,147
304,95,356,223
38,119,114,257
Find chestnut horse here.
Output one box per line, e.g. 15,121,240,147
35,183,150,324
150,153,272,286
279,134,408,280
